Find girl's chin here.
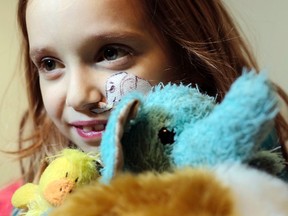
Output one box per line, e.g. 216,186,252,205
72,138,102,153
78,143,101,153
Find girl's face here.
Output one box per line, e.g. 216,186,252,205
26,0,175,152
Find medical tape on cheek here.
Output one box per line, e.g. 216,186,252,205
91,72,152,114
106,71,152,105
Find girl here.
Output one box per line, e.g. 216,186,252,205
12,0,288,201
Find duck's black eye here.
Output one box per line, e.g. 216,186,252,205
158,127,175,145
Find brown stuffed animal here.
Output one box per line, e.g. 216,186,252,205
50,168,235,216
50,164,288,216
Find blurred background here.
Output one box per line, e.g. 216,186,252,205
0,0,287,186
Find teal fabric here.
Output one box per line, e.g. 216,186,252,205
100,72,281,182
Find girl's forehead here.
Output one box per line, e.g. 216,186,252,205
26,0,144,20
26,0,158,50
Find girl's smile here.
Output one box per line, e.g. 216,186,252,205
26,0,176,152
70,120,107,140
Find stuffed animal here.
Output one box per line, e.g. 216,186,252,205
50,164,288,216
48,71,288,216
100,71,283,182
11,149,101,216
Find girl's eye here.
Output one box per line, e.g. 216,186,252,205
96,44,135,70
103,47,120,61
98,45,131,62
42,59,57,71
35,57,64,80
37,58,64,73
96,45,134,70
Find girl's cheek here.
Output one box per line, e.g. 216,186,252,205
40,81,66,120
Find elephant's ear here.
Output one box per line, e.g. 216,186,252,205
100,94,141,183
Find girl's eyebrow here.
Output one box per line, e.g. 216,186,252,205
30,48,48,59
89,31,145,43
29,31,145,59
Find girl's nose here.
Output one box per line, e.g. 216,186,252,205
65,67,105,111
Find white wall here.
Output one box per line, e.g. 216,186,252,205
224,0,288,92
0,1,287,186
0,0,24,187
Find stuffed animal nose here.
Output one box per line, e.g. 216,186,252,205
43,179,76,207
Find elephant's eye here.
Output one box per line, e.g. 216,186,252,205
108,84,115,93
158,127,175,145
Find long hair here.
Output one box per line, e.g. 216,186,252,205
141,0,258,97
16,0,288,182
16,0,69,182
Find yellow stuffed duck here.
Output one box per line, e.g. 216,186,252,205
11,149,101,216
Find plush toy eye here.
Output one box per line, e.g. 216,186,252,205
158,127,175,145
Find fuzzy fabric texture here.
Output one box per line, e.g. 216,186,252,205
11,149,100,216
50,167,237,216
214,164,288,215
172,71,278,167
50,164,288,216
100,71,280,183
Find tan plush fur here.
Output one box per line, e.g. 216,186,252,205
50,168,237,216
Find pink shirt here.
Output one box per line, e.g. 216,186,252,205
0,180,22,216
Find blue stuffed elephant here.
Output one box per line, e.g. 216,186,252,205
100,71,282,183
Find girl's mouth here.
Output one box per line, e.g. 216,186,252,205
75,125,105,139
71,121,107,140
80,125,105,132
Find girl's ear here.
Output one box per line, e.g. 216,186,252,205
100,96,141,183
